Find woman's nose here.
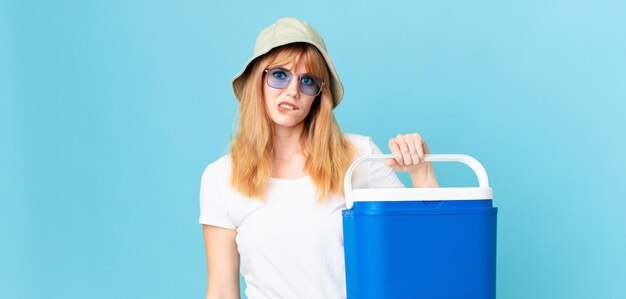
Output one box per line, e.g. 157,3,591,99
284,77,300,98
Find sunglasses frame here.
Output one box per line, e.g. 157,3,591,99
264,68,326,97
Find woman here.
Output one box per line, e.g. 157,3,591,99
200,17,438,299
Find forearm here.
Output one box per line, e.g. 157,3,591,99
409,163,439,188
206,289,240,299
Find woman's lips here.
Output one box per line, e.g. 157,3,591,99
277,101,299,111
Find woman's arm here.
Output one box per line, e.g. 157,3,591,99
385,133,439,188
202,224,241,299
407,162,439,188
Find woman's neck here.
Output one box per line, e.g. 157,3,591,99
272,123,304,160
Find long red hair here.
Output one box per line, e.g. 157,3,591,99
230,43,355,200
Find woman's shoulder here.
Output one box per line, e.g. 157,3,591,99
201,154,232,182
343,132,370,146
343,132,377,155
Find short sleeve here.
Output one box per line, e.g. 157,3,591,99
366,137,405,188
198,166,236,229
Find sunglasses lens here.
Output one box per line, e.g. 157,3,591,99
299,75,321,96
267,69,291,89
266,68,323,96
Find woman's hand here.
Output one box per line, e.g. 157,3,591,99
386,133,431,172
386,133,439,187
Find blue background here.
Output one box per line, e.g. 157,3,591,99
1,0,625,298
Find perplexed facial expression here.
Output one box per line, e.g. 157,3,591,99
263,60,320,130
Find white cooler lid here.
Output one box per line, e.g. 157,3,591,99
351,187,493,202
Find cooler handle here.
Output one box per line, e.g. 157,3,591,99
343,154,490,209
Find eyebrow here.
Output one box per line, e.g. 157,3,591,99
273,66,312,75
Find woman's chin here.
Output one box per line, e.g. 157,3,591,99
271,119,305,130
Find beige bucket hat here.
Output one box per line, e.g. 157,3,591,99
231,17,344,108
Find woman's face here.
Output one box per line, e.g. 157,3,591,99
263,60,318,130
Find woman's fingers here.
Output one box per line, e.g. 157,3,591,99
411,133,425,162
384,157,397,167
398,135,414,165
389,133,427,167
388,138,405,166
395,135,413,165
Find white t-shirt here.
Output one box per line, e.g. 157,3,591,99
199,133,404,299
